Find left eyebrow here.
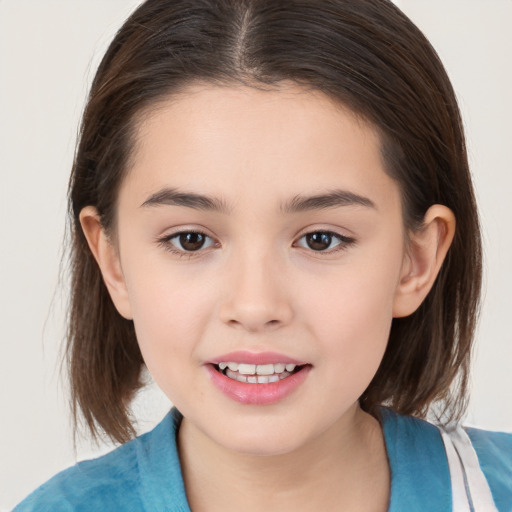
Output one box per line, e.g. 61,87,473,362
281,189,377,214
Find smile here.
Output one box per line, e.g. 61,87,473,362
206,354,311,405
215,362,301,384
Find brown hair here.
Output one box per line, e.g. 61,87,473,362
68,0,482,443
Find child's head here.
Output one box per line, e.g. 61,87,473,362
68,0,481,444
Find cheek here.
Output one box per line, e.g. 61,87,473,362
125,273,215,407
298,251,403,385
311,286,392,372
121,259,217,373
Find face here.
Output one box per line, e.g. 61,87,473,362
110,83,409,456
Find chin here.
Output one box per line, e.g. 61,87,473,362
206,413,314,457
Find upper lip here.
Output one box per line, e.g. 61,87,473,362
206,351,308,366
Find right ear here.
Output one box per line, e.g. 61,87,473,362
79,206,133,320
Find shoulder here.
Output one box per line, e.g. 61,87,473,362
380,408,512,512
466,424,512,467
14,436,143,512
466,426,512,512
13,410,188,512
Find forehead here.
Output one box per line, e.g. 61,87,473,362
122,83,400,213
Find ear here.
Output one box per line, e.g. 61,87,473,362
393,205,456,318
79,206,133,320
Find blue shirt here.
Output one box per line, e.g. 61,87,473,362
15,408,512,512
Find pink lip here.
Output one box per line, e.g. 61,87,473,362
205,363,311,405
207,351,307,365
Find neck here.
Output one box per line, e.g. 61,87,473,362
177,404,390,512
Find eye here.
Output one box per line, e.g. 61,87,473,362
160,231,216,254
295,231,354,252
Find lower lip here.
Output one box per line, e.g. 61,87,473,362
206,364,311,405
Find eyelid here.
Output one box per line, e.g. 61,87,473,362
156,227,219,257
155,225,356,258
293,228,356,254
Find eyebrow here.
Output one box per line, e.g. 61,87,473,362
141,187,376,214
141,188,231,214
281,190,376,214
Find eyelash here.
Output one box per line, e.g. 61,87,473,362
157,230,217,258
157,229,356,258
294,231,356,254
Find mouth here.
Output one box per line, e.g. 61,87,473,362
205,351,311,404
212,361,306,384
206,357,311,405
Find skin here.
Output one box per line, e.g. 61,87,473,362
81,83,455,512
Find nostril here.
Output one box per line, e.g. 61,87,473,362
225,318,282,331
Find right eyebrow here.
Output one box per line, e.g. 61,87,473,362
140,187,231,214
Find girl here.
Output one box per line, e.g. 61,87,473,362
14,0,512,511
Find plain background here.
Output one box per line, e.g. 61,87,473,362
1,1,511,509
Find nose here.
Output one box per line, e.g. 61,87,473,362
218,247,294,333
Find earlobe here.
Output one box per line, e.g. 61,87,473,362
79,206,133,320
393,205,456,318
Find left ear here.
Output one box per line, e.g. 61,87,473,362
393,204,456,318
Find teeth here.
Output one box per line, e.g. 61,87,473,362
225,368,293,384
238,363,256,375
256,364,274,375
274,363,286,373
217,362,298,375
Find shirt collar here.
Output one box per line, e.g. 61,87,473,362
138,407,452,511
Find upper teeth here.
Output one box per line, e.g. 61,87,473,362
218,362,297,374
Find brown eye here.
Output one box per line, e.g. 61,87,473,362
305,232,333,251
166,231,215,252
295,231,355,253
179,232,206,251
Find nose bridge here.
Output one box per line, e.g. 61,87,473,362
219,240,293,331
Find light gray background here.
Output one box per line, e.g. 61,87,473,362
1,1,511,509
